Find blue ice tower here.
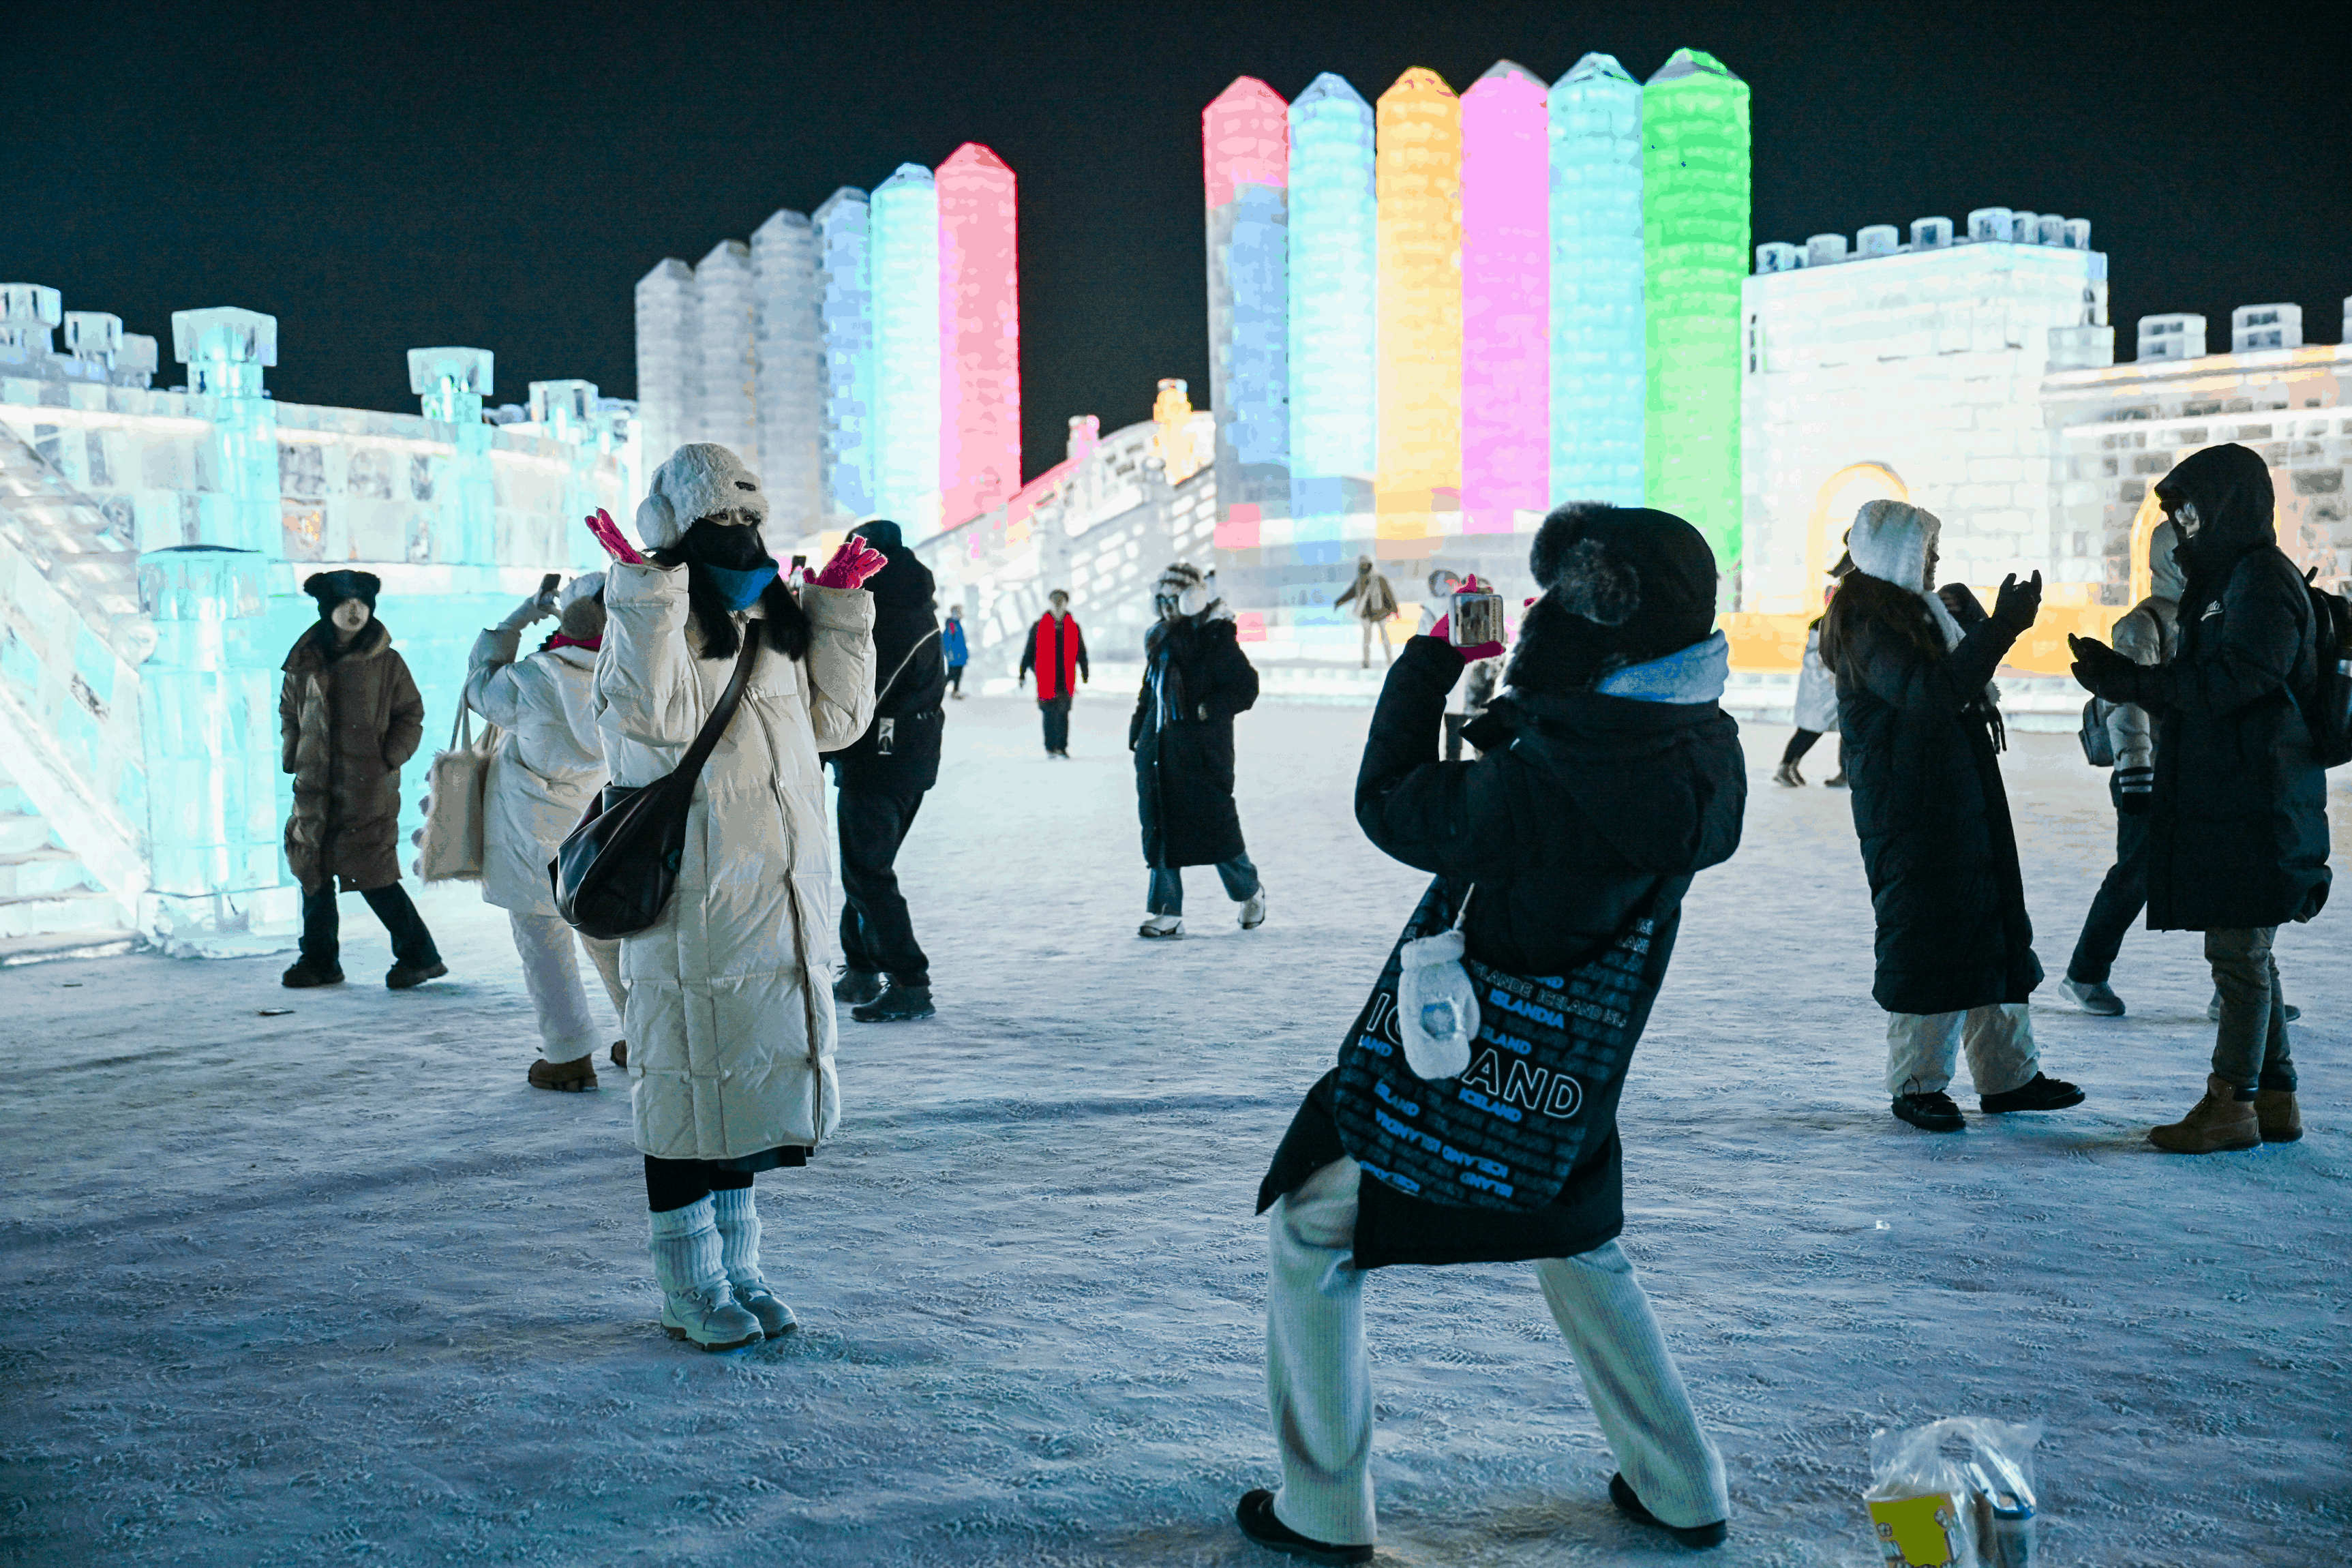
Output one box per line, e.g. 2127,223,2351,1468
1287,72,1377,532
870,165,941,535
815,188,877,526
1548,53,1646,507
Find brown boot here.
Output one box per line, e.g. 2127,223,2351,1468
2147,1074,2260,1154
2255,1088,2303,1143
609,1039,628,1070
528,1055,599,1092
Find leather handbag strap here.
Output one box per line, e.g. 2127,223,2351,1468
676,620,762,779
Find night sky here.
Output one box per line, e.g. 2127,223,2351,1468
14,1,2349,483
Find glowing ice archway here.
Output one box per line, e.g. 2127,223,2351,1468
2127,487,2166,608
1808,462,1908,595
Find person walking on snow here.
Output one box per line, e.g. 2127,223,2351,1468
828,519,948,1024
277,570,447,991
2069,442,2329,1152
1822,500,2083,1134
585,443,881,1351
1018,589,1087,756
1132,562,1265,938
942,604,969,699
1333,554,1400,668
2059,520,2183,1016
463,573,627,1091
1236,504,1746,1563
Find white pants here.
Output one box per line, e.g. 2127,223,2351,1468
1884,1002,2036,1098
1359,618,1392,667
508,911,627,1061
1265,1156,1728,1547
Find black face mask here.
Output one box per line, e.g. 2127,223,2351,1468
679,517,770,571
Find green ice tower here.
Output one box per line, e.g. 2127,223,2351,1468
1642,48,1749,598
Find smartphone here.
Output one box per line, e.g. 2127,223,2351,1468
538,572,562,599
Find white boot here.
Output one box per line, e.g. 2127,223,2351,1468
710,1187,796,1336
1138,914,1184,939
1238,890,1267,930
648,1197,762,1351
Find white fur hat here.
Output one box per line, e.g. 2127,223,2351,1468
1846,499,1940,592
558,571,605,609
635,443,767,552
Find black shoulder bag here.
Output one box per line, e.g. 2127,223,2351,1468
550,622,760,940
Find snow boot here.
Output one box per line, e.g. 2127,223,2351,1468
832,968,886,1006
281,959,344,988
1233,1489,1372,1565
2060,976,2124,1016
1610,1473,1728,1550
610,1039,628,1070
1239,890,1268,930
710,1187,797,1337
2255,1088,2303,1143
2147,1074,2261,1154
1890,1090,1965,1133
1138,915,1183,939
1771,762,1805,787
1825,770,1849,788
528,1054,598,1091
648,1197,762,1351
2208,989,2299,1023
851,982,935,1023
386,960,447,990
1978,1072,2085,1114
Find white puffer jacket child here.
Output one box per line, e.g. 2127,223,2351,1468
596,563,876,1160
464,583,608,916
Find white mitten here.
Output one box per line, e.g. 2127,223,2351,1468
1397,928,1479,1080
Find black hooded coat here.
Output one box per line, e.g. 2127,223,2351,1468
2139,444,2329,929
828,521,947,795
1129,611,1259,867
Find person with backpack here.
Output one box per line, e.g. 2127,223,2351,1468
1018,590,1087,756
1235,504,1744,1562
828,520,948,1024
2070,443,2334,1152
942,604,969,699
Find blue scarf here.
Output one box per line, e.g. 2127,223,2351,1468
704,560,778,611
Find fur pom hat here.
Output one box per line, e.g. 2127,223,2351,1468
303,569,380,615
635,443,767,553
1505,503,1717,693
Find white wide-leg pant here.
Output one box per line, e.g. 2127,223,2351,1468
1265,1156,1728,1547
508,911,627,1061
1884,1002,2036,1098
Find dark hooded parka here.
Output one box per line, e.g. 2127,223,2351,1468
826,519,948,796
1130,588,1261,869
2119,444,2328,929
1258,506,1746,1268
280,571,425,894
1828,501,2042,1017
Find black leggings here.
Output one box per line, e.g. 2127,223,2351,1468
1780,728,1845,768
644,1156,754,1214
947,665,964,693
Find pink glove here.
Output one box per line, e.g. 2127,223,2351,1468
585,508,647,565
1429,575,1504,661
811,537,886,590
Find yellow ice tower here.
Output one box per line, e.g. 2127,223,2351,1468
1375,67,1462,541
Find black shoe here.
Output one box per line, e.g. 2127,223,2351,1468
281,961,344,989
1609,1473,1728,1550
385,961,447,990
609,1040,628,1070
832,968,886,1006
1891,1090,1965,1132
1233,1489,1372,1565
1979,1072,2086,1114
851,982,935,1023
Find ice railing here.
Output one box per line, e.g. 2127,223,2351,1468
0,424,153,908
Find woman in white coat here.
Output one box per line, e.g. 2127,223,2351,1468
587,442,882,1351
464,573,627,1091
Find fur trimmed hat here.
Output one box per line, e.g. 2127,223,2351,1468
1505,503,1717,693
302,569,380,614
635,443,767,553
1845,499,1940,592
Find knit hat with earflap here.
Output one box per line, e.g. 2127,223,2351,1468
556,571,606,641
635,443,768,553
1154,560,1222,619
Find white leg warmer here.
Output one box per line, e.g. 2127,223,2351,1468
710,1187,766,1289
646,1196,723,1296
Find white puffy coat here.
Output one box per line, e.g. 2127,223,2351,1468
596,564,875,1160
1792,623,1839,733
463,631,605,916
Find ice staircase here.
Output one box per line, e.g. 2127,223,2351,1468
0,759,136,965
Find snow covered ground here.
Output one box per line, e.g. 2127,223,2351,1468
3,687,2347,1567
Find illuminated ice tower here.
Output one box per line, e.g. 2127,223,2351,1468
937,143,1021,526
871,164,941,534
1376,67,1462,531
1203,77,1290,543
815,188,877,526
633,259,695,472
751,209,823,537
694,241,757,467
1460,61,1550,536
1550,52,1645,507
1286,72,1376,524
1644,48,1750,585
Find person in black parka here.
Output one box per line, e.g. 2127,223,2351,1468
1236,505,1745,1562
1130,562,1264,938
2070,443,2329,1152
826,519,947,1023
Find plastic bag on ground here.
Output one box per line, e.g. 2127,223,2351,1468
1865,1416,2041,1567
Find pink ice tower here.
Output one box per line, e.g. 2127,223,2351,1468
1203,76,1291,547
1459,61,1552,535
937,142,1021,525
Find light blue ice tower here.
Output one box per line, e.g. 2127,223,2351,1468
1548,53,1646,507
172,307,280,552
871,164,941,534
1287,72,1377,539
815,188,877,526
408,346,497,564
529,378,612,570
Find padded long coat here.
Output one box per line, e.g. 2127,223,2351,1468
1835,594,2042,1016
596,565,876,1160
1129,612,1259,867
280,620,424,894
462,632,604,916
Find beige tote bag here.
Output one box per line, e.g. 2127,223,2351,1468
414,705,496,883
